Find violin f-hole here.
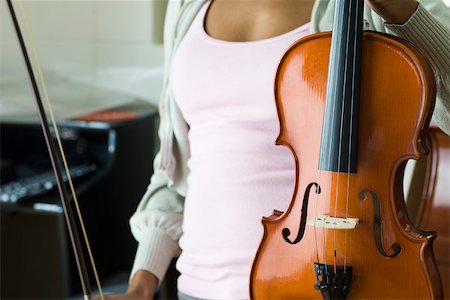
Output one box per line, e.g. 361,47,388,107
282,182,321,244
359,189,401,258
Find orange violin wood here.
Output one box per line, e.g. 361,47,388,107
250,32,442,299
414,128,450,298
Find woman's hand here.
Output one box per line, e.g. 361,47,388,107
92,270,158,300
364,0,419,24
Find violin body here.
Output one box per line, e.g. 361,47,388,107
410,127,450,298
250,31,442,299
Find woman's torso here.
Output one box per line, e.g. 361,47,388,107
170,1,313,298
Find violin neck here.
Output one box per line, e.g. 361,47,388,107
319,0,364,173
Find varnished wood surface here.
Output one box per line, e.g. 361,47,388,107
412,128,450,298
250,32,442,299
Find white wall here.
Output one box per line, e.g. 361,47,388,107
0,0,165,109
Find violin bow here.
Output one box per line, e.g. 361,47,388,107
6,1,104,299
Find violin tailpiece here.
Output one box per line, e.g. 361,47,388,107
314,263,353,300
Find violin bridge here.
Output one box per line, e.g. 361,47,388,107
307,215,359,230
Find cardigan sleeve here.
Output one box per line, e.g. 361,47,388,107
385,1,450,135
128,157,185,284
128,0,186,285
128,0,205,285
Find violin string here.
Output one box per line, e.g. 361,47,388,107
313,170,322,264
322,176,328,270
344,0,362,273
322,0,345,273
332,0,354,273
314,28,329,264
16,2,104,299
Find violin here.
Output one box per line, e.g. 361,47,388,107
250,0,443,298
407,127,450,298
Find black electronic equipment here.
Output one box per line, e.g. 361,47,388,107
1,101,159,299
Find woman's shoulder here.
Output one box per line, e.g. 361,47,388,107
164,0,208,46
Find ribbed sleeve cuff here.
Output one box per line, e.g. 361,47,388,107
129,228,180,287
385,3,450,74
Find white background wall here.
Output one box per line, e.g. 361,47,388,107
0,0,166,112
1,0,166,69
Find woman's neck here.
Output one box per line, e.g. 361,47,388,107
204,0,316,42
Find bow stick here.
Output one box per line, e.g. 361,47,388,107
6,1,104,299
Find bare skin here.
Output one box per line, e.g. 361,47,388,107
95,0,418,299
205,0,316,42
205,0,418,43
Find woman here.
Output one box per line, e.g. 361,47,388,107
104,0,450,299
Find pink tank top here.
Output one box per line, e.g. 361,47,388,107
171,2,311,298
